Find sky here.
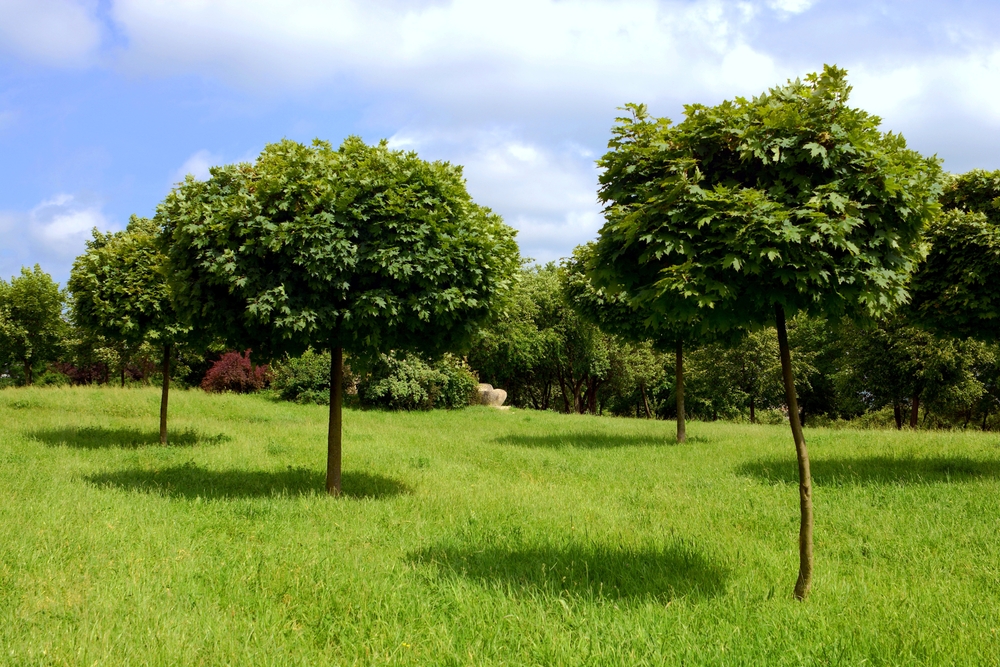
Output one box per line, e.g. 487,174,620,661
2,0,1000,284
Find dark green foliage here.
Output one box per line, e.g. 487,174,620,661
358,352,477,411
910,171,1000,341
0,265,66,385
158,137,520,363
593,65,942,331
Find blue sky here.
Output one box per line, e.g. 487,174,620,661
2,0,1000,284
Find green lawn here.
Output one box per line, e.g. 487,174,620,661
1,386,999,665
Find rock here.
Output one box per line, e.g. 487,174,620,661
477,383,508,407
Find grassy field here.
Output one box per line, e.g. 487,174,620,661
1,387,999,666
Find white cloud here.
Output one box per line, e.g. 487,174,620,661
0,0,102,66
0,194,117,284
172,149,221,184
766,0,816,15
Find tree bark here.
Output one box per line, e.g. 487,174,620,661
749,395,756,424
893,401,902,430
641,381,652,419
909,392,920,428
676,340,686,443
120,364,126,388
983,408,990,432
23,360,32,386
159,344,171,445
775,304,813,601
327,346,344,496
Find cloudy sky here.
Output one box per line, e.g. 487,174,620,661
2,0,1000,283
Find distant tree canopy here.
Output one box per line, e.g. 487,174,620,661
910,170,1000,342
0,265,65,385
158,136,520,494
591,65,943,601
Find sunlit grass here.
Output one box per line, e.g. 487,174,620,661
1,386,999,665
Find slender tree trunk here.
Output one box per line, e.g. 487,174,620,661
23,360,32,386
676,340,686,443
910,392,920,428
327,346,344,496
641,381,652,419
103,363,109,385
749,395,756,424
558,370,571,414
587,378,599,414
982,408,990,432
893,401,902,430
963,408,972,429
573,378,585,414
121,364,126,388
775,304,813,601
159,344,171,445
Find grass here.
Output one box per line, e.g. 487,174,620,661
1,387,999,665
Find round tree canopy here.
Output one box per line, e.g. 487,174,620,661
593,65,942,333
157,137,520,361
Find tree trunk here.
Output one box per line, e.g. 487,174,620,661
586,378,599,415
893,401,902,430
121,364,126,388
749,395,756,424
676,340,686,443
573,378,585,414
909,392,920,428
23,360,32,386
327,347,344,496
558,370,571,414
159,344,171,445
103,363,109,385
641,382,652,419
775,304,813,601
983,408,990,432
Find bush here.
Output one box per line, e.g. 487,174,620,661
358,352,477,410
200,350,271,393
271,349,338,405
35,370,71,387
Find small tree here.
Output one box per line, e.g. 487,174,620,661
0,265,66,385
68,216,186,444
592,66,942,599
159,137,519,495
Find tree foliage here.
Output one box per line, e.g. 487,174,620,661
0,265,66,385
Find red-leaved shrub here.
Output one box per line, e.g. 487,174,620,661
200,350,271,393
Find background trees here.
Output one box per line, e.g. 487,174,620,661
158,137,520,495
0,265,65,385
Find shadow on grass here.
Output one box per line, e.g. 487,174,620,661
409,540,727,602
84,464,410,500
497,432,703,449
738,455,1000,486
31,427,230,449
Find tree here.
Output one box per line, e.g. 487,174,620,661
592,66,942,599
68,216,186,444
910,170,1000,342
158,137,519,495
0,265,66,385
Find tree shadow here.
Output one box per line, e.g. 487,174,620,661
409,540,727,602
84,464,411,500
30,427,230,449
496,432,703,449
737,455,1000,487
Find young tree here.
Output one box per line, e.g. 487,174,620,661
159,137,519,495
592,66,942,599
0,265,66,385
69,216,187,444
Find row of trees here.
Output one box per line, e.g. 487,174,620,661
3,65,996,601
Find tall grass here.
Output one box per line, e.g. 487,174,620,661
1,386,998,665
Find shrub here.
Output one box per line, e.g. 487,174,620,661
35,370,71,387
358,352,477,410
200,350,270,393
271,349,340,405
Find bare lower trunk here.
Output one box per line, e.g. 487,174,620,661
750,395,756,424
326,346,344,496
893,401,902,430
121,364,126,388
641,382,652,419
676,340,686,443
909,392,920,428
776,304,813,601
23,360,32,386
983,408,990,432
159,344,171,445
